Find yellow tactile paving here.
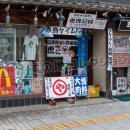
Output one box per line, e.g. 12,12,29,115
25,113,130,130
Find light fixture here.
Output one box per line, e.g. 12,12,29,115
6,12,10,24
41,26,53,37
56,9,65,21
73,10,75,13
33,6,38,25
42,10,48,17
56,9,65,27
34,14,38,25
42,7,51,18
102,12,108,17
5,5,10,24
5,4,10,12
22,5,24,9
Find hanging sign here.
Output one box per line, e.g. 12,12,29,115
50,26,82,35
0,66,15,96
66,13,97,28
113,36,130,67
74,75,88,96
107,28,113,71
47,39,77,57
118,20,130,31
45,76,75,99
77,35,88,75
93,19,107,30
116,77,128,95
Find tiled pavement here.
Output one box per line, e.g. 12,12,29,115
0,98,130,130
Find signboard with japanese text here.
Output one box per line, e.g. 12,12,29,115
118,20,130,31
107,28,113,71
66,13,97,28
32,78,43,94
113,36,130,67
0,66,15,96
74,75,88,96
47,39,77,57
45,77,75,99
50,26,82,35
116,77,128,95
93,19,107,30
77,35,88,75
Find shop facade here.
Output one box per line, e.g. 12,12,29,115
0,0,129,107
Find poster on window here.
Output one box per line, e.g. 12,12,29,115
113,36,130,67
66,13,97,28
45,77,75,99
0,66,15,96
32,78,43,94
74,75,88,96
0,28,16,61
19,61,33,79
116,77,128,95
47,39,77,57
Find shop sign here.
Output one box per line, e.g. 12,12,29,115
74,75,88,96
0,66,15,96
77,35,88,75
47,39,77,57
118,20,130,31
107,28,113,71
116,77,128,95
113,36,130,67
45,76,75,99
66,13,97,28
50,26,82,35
93,19,107,30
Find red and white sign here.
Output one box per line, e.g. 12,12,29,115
45,77,75,99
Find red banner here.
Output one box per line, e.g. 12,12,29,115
0,66,15,96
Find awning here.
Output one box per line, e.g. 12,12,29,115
0,0,130,13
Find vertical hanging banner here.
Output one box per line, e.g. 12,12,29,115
74,75,88,96
45,77,75,99
77,35,88,75
0,66,15,96
107,28,113,71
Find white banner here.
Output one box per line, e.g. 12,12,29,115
66,13,97,28
47,39,77,57
45,77,75,99
117,77,128,95
93,19,107,30
107,28,113,71
50,26,82,35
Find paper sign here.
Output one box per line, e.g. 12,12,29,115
66,13,97,28
45,76,75,99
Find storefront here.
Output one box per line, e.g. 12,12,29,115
0,0,129,107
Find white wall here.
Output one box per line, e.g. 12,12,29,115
93,30,107,92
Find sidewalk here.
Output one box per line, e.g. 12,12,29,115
0,98,115,116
